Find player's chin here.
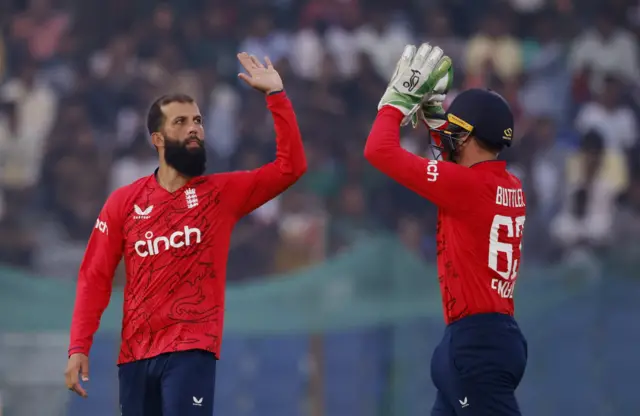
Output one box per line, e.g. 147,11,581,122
186,146,204,155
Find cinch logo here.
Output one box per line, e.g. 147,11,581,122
134,226,202,257
426,159,439,182
95,219,108,235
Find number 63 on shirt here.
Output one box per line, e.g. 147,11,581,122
489,214,526,299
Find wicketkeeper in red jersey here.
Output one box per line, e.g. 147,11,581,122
64,53,307,415
365,43,527,415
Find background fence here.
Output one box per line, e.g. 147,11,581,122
1,237,639,415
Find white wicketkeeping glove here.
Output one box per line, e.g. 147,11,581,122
378,43,453,126
411,61,454,130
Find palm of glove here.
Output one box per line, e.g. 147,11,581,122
378,43,452,126
411,63,454,129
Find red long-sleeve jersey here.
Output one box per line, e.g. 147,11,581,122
364,107,526,324
69,92,307,364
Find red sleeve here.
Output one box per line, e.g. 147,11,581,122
222,91,307,218
364,106,479,212
68,191,125,356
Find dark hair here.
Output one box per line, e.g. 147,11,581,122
581,129,604,153
595,7,615,24
573,188,589,218
146,93,195,135
473,135,503,154
602,72,622,87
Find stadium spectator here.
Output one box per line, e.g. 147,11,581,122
0,0,636,281
551,130,628,256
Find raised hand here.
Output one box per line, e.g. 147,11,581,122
378,43,452,126
237,52,284,95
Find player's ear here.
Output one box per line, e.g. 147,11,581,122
151,132,164,148
465,133,477,146
456,134,470,150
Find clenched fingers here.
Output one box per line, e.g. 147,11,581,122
65,368,88,398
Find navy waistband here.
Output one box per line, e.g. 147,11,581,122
446,312,519,331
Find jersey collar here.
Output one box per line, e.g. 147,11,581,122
469,160,507,171
152,168,203,194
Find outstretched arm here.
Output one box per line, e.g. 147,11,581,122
221,53,307,218
222,91,307,217
69,190,125,357
364,106,477,211
365,43,478,211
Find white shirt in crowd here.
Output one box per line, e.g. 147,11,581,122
569,28,640,91
0,77,57,189
575,102,638,152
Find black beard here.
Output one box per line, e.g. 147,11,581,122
163,135,206,177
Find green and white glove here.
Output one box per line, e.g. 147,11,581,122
378,43,453,126
411,62,454,129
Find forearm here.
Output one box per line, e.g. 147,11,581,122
364,106,427,190
227,92,307,217
365,106,476,210
266,91,307,179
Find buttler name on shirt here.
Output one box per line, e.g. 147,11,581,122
495,185,525,208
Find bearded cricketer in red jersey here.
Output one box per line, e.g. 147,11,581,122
365,43,527,415
64,53,307,415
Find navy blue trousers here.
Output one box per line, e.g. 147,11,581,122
431,313,528,416
119,349,217,416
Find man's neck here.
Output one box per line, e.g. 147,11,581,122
156,163,190,193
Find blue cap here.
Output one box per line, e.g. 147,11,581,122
445,89,514,149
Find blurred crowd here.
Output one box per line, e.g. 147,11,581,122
0,0,639,281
